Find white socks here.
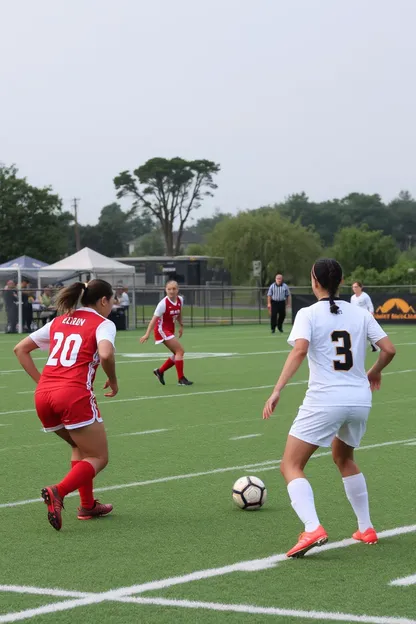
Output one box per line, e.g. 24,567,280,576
287,478,320,532
343,473,373,532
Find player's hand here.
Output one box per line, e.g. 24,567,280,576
178,325,183,338
267,305,271,316
103,379,119,397
367,369,381,391
140,334,149,344
263,390,280,419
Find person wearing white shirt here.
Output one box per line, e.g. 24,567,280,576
119,288,130,308
263,258,396,559
351,282,377,352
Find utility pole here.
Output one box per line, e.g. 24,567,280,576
72,197,81,251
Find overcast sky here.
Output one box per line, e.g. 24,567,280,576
1,0,415,225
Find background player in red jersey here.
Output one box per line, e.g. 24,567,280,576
140,280,193,386
14,280,118,531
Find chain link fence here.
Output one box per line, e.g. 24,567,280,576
1,277,414,333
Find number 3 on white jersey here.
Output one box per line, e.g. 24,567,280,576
331,330,353,371
46,332,83,368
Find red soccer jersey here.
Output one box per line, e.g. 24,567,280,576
30,308,116,392
153,296,183,341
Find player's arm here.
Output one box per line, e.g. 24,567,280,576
366,315,396,390
140,315,158,343
13,337,42,384
140,300,165,343
263,339,309,419
177,311,184,338
97,321,118,397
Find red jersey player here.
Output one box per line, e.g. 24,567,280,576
14,279,118,531
140,280,193,386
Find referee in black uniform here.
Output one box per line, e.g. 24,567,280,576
267,273,291,333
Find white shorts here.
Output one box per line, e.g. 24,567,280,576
289,405,370,448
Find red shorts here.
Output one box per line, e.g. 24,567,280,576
35,388,102,433
154,327,175,345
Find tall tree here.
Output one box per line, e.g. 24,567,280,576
208,211,322,285
114,157,220,255
0,164,72,264
330,226,398,275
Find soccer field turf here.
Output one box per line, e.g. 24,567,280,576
0,324,415,624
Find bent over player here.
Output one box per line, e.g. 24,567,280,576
14,280,118,531
140,280,193,386
263,258,396,558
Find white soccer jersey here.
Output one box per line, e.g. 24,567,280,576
350,292,374,313
288,299,386,407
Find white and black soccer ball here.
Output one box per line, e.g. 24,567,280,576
232,475,267,510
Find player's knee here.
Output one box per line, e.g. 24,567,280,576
177,348,185,358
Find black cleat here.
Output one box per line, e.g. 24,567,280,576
178,377,193,386
153,369,165,385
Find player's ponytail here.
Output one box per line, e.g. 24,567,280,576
312,258,343,314
55,279,113,314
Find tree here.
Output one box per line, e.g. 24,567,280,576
67,203,155,256
187,209,231,241
388,190,416,251
185,243,208,256
0,164,73,264
114,157,220,255
133,231,165,256
208,211,322,285
330,226,398,275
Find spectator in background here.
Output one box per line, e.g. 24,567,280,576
119,287,130,309
20,278,34,332
267,273,291,334
40,286,57,325
3,280,18,333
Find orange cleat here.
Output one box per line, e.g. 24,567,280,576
41,486,64,531
77,500,113,521
352,527,378,544
286,525,328,558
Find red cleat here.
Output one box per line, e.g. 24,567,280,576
77,500,113,520
41,486,64,531
286,525,328,558
352,527,378,544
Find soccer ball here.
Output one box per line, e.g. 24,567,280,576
232,476,267,510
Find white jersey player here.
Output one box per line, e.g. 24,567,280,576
351,282,377,352
263,258,396,559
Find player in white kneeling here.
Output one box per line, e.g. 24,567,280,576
263,258,396,559
351,281,378,352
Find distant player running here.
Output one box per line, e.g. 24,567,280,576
351,281,378,352
14,280,117,531
263,259,396,558
140,280,193,386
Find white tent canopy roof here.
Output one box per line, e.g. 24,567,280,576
39,247,135,274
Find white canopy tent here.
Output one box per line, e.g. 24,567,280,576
39,247,136,279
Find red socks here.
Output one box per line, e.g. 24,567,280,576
175,359,184,380
70,460,95,509
159,357,176,374
57,460,96,502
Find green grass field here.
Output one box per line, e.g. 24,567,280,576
0,323,416,623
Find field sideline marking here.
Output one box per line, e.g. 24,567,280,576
1,524,416,623
390,574,416,587
1,367,415,418
115,428,170,437
230,434,262,440
1,436,415,510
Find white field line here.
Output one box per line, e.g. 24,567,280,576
390,574,416,587
1,366,415,418
115,428,170,437
1,436,415,510
230,434,262,440
1,524,416,624
0,341,414,374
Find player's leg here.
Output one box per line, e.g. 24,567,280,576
280,435,328,557
332,411,377,544
277,301,286,332
165,337,193,385
154,346,176,385
54,428,95,513
270,302,277,333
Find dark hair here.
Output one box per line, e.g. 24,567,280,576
312,258,343,314
353,281,363,288
55,279,113,314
